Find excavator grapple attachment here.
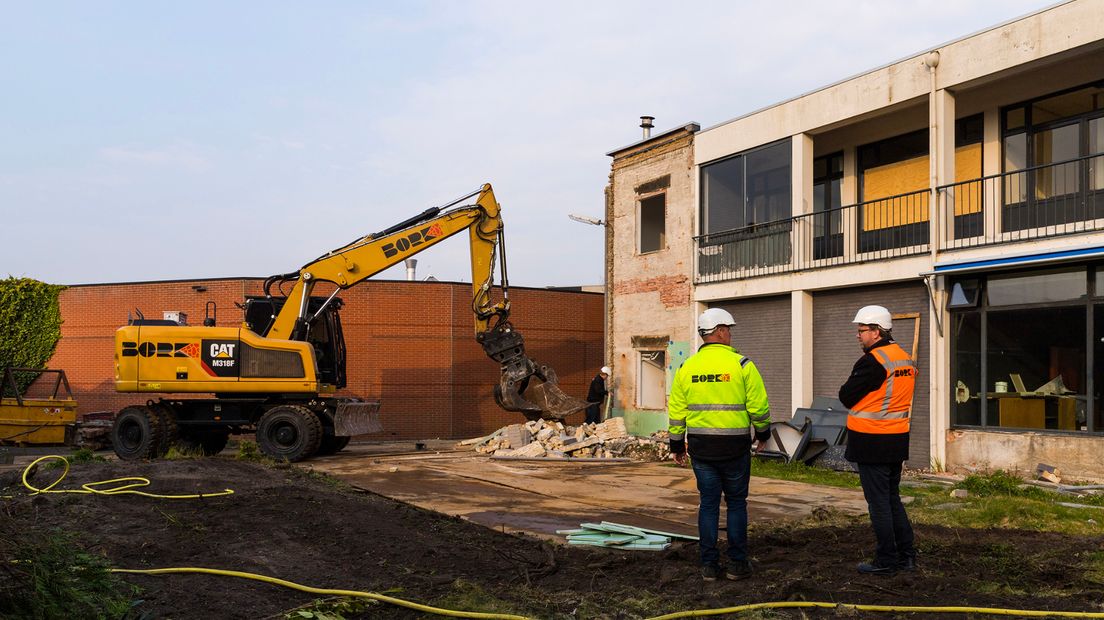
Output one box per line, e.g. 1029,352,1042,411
480,322,590,421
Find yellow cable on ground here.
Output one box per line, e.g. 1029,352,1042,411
21,455,234,499
110,565,1104,620
111,567,529,620
644,600,1104,619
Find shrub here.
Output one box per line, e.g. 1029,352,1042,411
0,277,65,393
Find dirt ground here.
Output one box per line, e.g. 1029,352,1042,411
3,456,1104,619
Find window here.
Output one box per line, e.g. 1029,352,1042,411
1000,82,1104,230
947,279,980,309
699,140,792,271
700,139,792,234
987,268,1086,306
949,266,1097,433
953,115,985,239
813,152,843,260
638,194,665,253
857,129,930,251
638,350,667,409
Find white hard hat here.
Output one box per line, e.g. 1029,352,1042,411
698,308,736,332
853,305,892,330
600,366,611,375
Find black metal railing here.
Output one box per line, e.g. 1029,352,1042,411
939,153,1104,249
695,188,931,282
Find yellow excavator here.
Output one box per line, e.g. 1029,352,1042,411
111,183,588,461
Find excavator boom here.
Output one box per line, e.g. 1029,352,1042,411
265,183,587,420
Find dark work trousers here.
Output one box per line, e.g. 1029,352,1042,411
857,462,915,568
691,451,751,566
584,404,601,425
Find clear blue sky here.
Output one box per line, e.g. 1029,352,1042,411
0,1,1055,287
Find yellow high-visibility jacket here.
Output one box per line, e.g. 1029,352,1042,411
668,343,770,462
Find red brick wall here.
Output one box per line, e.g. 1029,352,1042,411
48,279,604,440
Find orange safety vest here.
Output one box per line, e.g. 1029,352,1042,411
847,342,916,435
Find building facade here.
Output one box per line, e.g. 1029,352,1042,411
50,278,603,440
606,0,1104,475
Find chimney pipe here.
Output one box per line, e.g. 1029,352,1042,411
404,258,418,281
640,115,654,139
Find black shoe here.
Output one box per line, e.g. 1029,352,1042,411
701,563,722,581
726,559,753,581
897,554,917,572
857,561,897,576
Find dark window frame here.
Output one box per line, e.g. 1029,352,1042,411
948,263,1100,434
698,138,793,237
638,192,666,254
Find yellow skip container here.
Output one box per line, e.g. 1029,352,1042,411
1,368,78,445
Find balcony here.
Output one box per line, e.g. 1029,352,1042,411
942,153,1104,249
695,154,1104,283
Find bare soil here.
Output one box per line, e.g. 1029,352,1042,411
3,456,1104,619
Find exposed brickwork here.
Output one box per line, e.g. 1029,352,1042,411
48,279,603,440
612,275,690,309
607,127,698,413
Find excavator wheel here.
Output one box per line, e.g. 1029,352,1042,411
316,434,351,456
148,402,178,457
176,429,231,456
256,405,322,462
111,405,163,460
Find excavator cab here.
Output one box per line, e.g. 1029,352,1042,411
244,296,347,389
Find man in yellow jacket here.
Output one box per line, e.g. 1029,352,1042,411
669,308,771,581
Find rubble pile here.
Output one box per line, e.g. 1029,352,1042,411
464,417,671,461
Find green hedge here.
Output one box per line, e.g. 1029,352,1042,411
0,277,65,393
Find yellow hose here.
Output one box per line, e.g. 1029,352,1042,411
15,453,1103,619
21,455,234,499
644,601,1104,619
111,566,1104,619
111,566,529,620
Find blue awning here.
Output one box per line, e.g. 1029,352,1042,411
927,245,1104,276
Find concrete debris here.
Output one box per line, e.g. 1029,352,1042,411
1037,463,1062,484
950,489,968,498
461,417,671,462
503,425,533,450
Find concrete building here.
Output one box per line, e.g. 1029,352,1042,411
605,0,1104,476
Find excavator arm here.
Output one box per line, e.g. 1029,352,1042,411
264,184,587,420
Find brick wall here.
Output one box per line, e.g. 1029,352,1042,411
607,128,698,415
49,279,603,440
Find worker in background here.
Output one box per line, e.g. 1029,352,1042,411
668,308,771,581
838,305,917,576
585,366,611,425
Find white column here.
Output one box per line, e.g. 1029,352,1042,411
791,134,814,269
929,276,949,470
791,290,813,416
928,88,954,471
934,88,956,248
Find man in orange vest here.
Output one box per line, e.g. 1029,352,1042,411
838,305,917,576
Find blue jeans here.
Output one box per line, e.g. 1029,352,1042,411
857,462,915,568
691,452,750,566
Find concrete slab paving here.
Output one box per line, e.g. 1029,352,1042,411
308,442,870,541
